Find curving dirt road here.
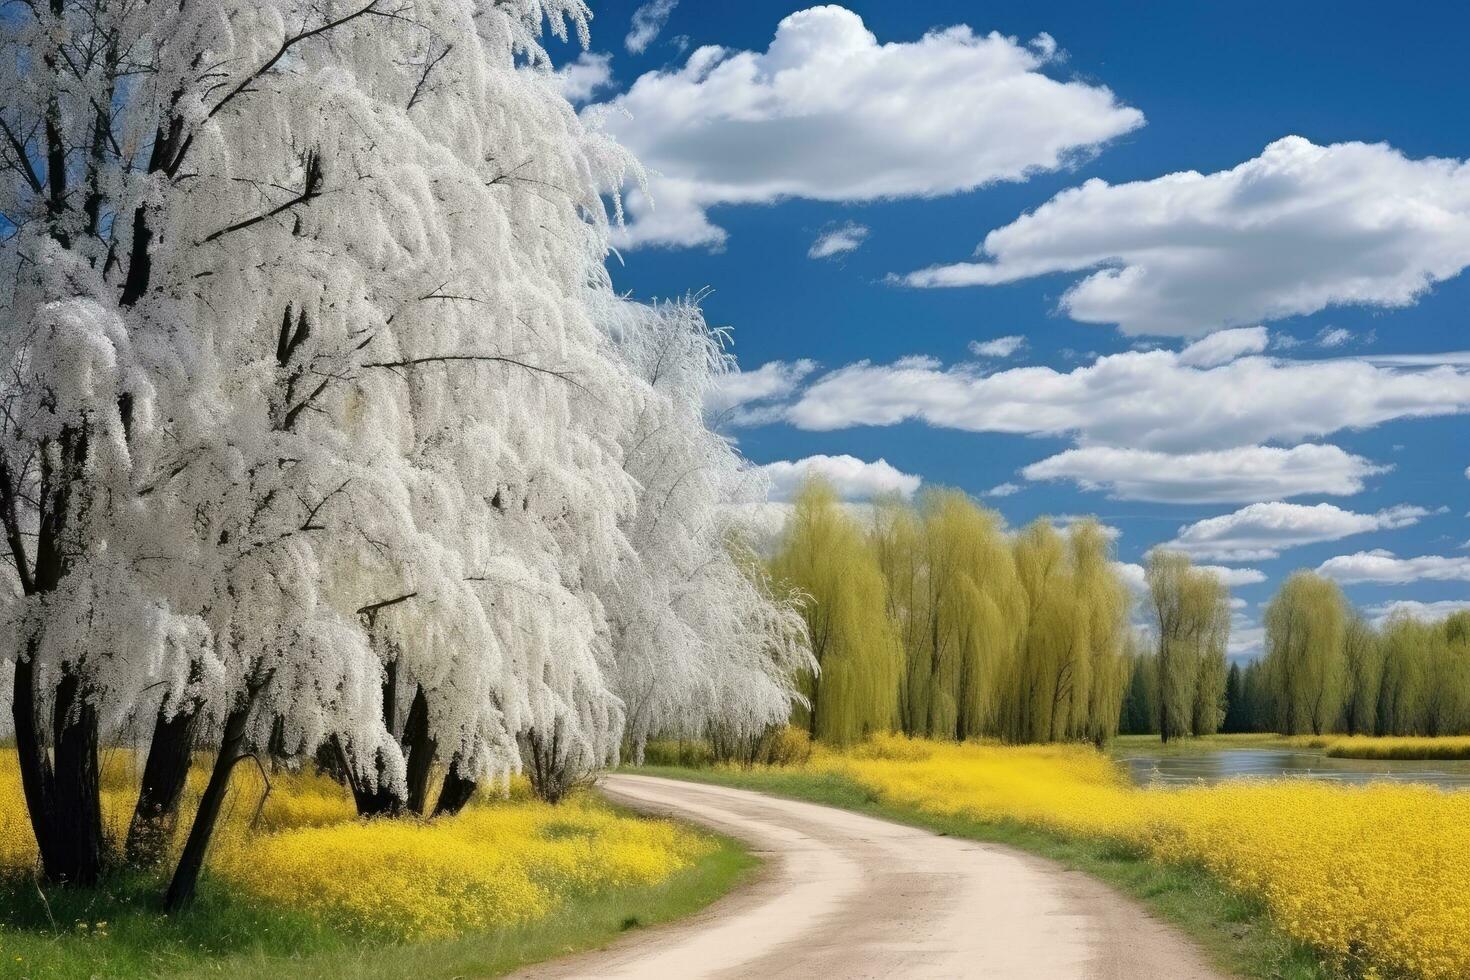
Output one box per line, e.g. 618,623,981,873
515,774,1228,980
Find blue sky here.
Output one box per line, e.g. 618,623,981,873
557,1,1470,657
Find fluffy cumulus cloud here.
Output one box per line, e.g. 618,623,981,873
705,358,817,424
1166,502,1430,560
1317,551,1470,584
808,222,870,259
1022,445,1388,503
593,6,1143,248
625,0,679,54
554,52,614,103
969,335,1027,358
901,137,1470,335
777,345,1470,453
984,482,1021,497
1176,326,1268,368
759,453,921,501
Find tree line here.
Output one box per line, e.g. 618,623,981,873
1122,570,1470,738
770,481,1136,746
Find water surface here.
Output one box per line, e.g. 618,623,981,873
1114,745,1470,791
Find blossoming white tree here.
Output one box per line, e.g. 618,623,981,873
1,0,809,904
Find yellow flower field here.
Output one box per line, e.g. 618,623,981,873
0,751,711,941
803,735,1470,980
1283,734,1470,761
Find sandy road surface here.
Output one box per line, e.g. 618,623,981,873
513,774,1229,980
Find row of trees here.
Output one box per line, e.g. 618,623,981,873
0,0,809,905
1122,569,1470,739
1245,574,1469,736
770,482,1135,746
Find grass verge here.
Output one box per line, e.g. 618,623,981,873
628,764,1334,980
0,815,754,980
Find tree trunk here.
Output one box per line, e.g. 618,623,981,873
50,678,106,886
164,700,251,911
125,703,200,868
338,737,402,818
402,685,436,815
12,655,108,887
11,655,59,875
433,759,477,817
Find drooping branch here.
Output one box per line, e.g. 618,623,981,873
406,43,454,111
362,354,588,393
201,150,325,244
205,1,404,123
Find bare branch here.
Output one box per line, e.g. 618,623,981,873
362,354,588,393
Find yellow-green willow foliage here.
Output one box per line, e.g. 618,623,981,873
1340,613,1383,736
1146,551,1231,742
1376,612,1470,736
1263,571,1348,736
771,479,901,744
993,520,1130,745
873,491,1025,740
774,486,1129,746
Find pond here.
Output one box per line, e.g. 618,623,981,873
1113,745,1470,791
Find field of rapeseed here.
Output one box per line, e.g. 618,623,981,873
0,750,712,945
1287,735,1470,761
800,735,1469,980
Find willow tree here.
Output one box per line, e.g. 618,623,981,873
872,491,1022,739
1000,521,1070,742
1376,614,1429,735
1340,614,1382,735
1146,551,1230,742
1070,520,1131,746
1262,572,1347,736
771,479,899,744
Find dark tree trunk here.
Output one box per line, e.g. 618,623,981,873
433,759,477,817
340,738,402,818
5,426,108,886
125,703,200,868
341,661,408,817
11,655,58,872
164,699,252,911
49,671,106,886
11,653,108,886
402,685,437,815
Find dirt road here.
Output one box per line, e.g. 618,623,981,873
514,774,1229,979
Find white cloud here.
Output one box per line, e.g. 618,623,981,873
554,52,614,104
777,346,1470,453
705,359,817,424
758,454,922,502
985,482,1021,497
1115,561,1267,594
626,0,679,54
596,6,1143,248
1317,551,1470,584
969,335,1027,358
1022,445,1386,503
1228,618,1266,659
1166,502,1430,560
901,137,1470,335
1365,599,1470,626
808,222,870,259
1316,326,1354,348
1176,326,1268,368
